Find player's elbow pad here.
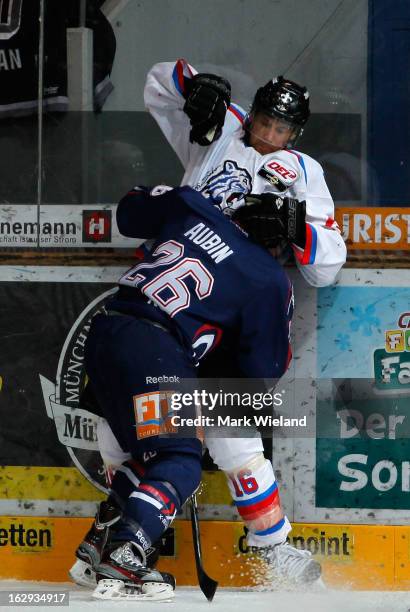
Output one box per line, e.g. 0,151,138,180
116,192,152,238
299,261,344,287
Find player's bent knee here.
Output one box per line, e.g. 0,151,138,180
144,452,202,505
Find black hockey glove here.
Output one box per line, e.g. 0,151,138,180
183,73,231,146
233,193,306,248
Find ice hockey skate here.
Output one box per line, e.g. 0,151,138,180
69,500,121,588
252,540,322,589
92,540,175,601
69,500,162,588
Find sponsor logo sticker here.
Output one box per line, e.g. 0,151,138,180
258,159,298,190
134,391,177,440
265,159,298,183
82,210,112,243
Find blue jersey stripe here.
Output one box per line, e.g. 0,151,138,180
298,154,307,184
254,517,286,536
234,482,278,507
288,150,307,184
228,103,246,123
172,64,184,95
308,223,318,264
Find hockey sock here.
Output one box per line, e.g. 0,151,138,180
113,480,179,553
111,452,201,555
226,454,291,547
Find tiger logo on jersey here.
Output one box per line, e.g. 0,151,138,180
197,160,252,216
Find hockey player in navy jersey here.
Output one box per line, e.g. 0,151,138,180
140,60,346,585
71,183,300,600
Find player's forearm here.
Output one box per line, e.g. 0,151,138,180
296,258,345,287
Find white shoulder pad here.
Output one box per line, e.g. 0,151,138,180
258,151,300,192
285,149,326,178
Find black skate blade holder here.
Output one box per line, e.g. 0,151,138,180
189,494,218,601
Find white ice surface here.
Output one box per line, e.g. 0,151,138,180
0,581,409,612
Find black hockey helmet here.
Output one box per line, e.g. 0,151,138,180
251,76,310,125
248,76,310,147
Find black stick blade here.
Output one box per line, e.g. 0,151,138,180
190,495,219,602
198,567,218,602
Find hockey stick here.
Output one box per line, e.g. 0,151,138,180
189,494,218,601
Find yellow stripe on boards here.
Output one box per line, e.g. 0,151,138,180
0,467,105,501
0,517,408,590
0,467,229,503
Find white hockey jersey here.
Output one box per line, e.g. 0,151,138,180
144,59,347,287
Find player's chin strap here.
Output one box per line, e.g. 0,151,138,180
189,493,218,601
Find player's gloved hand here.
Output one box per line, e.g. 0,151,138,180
232,193,306,248
183,73,231,146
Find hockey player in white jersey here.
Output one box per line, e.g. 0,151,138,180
144,60,346,287
142,59,346,586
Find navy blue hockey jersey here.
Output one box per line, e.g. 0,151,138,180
109,187,293,379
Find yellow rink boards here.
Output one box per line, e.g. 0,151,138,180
0,517,410,590
1,467,409,589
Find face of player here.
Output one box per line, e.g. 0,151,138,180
248,112,295,155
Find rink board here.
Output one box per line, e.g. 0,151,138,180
2,268,410,525
1,267,410,591
0,467,234,520
0,517,409,590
